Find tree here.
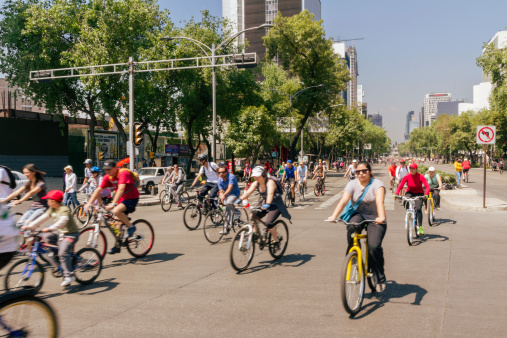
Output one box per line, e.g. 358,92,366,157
264,10,349,160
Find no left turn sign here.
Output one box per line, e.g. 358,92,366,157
476,125,496,144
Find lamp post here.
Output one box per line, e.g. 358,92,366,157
161,23,273,162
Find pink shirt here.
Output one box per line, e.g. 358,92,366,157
100,169,140,202
396,173,430,195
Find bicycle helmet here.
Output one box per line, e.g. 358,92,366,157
198,154,208,161
251,166,265,177
91,166,101,173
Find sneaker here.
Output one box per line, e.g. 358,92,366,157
178,202,183,208
108,247,121,254
418,226,424,235
60,276,75,287
375,282,386,292
127,225,136,238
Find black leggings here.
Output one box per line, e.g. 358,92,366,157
346,213,387,283
405,192,424,226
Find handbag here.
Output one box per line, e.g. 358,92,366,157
340,178,374,222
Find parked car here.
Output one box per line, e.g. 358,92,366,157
137,167,166,194
11,171,29,199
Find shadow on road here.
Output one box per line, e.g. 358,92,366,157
350,280,428,319
432,218,457,227
411,233,449,246
102,252,184,270
239,253,315,274
41,277,120,300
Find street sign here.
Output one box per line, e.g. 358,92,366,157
364,143,372,150
477,125,496,144
271,151,277,158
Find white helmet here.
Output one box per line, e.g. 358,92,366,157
251,166,265,177
429,167,435,171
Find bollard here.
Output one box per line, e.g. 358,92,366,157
151,186,156,196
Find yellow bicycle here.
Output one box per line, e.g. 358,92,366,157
426,190,435,226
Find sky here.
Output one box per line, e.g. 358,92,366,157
160,0,507,143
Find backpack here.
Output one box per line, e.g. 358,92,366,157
0,165,16,190
118,168,140,188
267,176,284,195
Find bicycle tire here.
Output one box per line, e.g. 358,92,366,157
314,184,320,196
126,219,155,258
4,258,45,293
183,203,202,230
230,228,255,272
180,191,191,208
340,251,365,315
366,266,378,293
73,204,91,229
284,192,290,208
160,192,173,212
268,220,289,259
406,213,414,246
321,183,326,196
203,210,225,244
76,228,107,259
428,199,435,226
73,248,102,285
0,294,58,337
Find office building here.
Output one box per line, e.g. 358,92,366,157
0,78,46,117
482,31,507,82
404,111,419,140
222,0,322,62
369,113,382,128
361,103,367,118
436,100,464,117
346,46,358,108
423,93,451,125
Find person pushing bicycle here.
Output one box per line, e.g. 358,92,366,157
85,160,139,254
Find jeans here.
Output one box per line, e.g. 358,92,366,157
17,208,46,228
455,171,461,187
63,192,79,209
346,213,387,283
169,183,185,203
42,232,79,278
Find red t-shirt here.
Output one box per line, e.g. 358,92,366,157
388,165,397,177
462,161,471,169
100,169,140,203
396,173,430,195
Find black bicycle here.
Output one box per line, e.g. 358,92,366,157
182,189,220,230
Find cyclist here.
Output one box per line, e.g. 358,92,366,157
296,160,308,193
0,165,14,199
499,160,504,172
1,164,48,227
78,166,109,199
217,164,241,232
190,154,219,207
327,161,387,292
424,167,442,211
264,162,274,176
462,157,471,182
82,159,93,193
281,160,296,202
63,165,79,209
167,164,186,208
313,160,325,184
454,158,462,188
395,159,409,195
388,161,397,191
160,166,174,185
85,160,139,254
243,163,252,182
395,163,430,235
238,166,291,245
22,190,79,287
344,159,357,180
0,200,20,270
276,162,285,178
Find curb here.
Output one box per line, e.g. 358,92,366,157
440,195,507,212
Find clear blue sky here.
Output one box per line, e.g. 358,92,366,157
162,0,507,143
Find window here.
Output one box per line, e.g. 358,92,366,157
157,169,165,176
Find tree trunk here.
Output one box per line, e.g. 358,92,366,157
88,110,97,163
111,114,128,146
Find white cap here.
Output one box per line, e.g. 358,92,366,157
251,166,264,177
64,165,73,171
84,159,92,164
429,167,435,171
352,159,357,163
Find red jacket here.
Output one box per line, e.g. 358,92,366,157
395,173,430,195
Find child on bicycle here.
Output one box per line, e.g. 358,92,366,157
22,190,80,287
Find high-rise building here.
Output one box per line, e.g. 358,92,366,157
482,31,507,82
346,46,358,108
361,103,367,118
222,0,322,62
404,111,419,140
423,93,451,125
436,100,464,117
369,113,382,128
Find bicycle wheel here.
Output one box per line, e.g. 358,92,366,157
160,192,173,212
230,228,255,272
268,220,289,259
0,294,58,337
203,210,225,244
126,219,155,258
314,184,320,196
75,228,107,259
183,203,202,230
180,191,191,208
73,248,102,285
340,250,365,315
73,204,91,229
406,213,414,246
321,183,326,196
428,199,435,226
4,259,45,293
284,192,290,208
366,266,378,293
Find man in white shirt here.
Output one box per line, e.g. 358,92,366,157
0,166,14,199
190,154,219,206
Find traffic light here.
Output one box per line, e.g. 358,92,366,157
98,152,103,160
133,122,143,147
149,152,155,159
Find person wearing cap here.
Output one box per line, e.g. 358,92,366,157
462,157,471,182
82,159,93,193
161,166,174,186
22,190,80,287
281,160,296,203
296,160,308,192
63,165,78,209
344,160,358,180
395,163,430,235
454,158,462,188
238,166,291,245
388,161,397,191
85,160,139,254
424,167,442,210
395,159,409,195
78,166,110,200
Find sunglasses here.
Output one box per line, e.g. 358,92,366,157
218,171,228,174
356,169,369,174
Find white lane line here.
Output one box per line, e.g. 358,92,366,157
315,189,344,209
385,189,395,211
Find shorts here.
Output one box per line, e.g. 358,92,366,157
286,177,295,183
251,206,281,229
462,168,469,173
121,198,139,214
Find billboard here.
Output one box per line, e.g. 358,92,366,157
92,131,119,159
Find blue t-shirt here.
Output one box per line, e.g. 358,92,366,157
218,173,241,197
285,166,296,178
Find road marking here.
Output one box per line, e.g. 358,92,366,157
315,190,344,209
385,189,395,211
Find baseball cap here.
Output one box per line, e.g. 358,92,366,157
64,165,73,171
287,160,293,164
42,190,64,202
352,159,357,163
84,159,92,164
252,166,265,177
429,167,435,171
102,160,117,169
409,163,418,169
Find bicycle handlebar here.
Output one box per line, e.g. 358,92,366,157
395,195,426,201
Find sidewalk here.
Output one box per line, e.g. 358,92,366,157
440,186,507,211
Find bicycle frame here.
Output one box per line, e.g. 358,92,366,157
425,191,434,213
404,200,417,230
346,233,369,281
236,216,269,251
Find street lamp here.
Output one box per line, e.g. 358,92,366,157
161,23,273,162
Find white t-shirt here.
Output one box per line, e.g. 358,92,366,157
297,165,308,180
65,172,77,193
396,166,409,180
0,167,13,199
84,167,92,179
199,162,219,183
348,165,356,175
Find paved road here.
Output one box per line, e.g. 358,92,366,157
4,166,506,337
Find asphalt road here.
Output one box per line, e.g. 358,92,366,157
4,166,506,337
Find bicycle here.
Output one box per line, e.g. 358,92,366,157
74,204,155,259
230,207,289,272
203,204,249,244
72,192,112,229
0,289,58,337
395,196,425,246
182,189,220,230
297,180,305,202
283,181,295,207
329,219,381,315
160,184,190,212
425,190,437,226
5,230,102,293
314,176,326,196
